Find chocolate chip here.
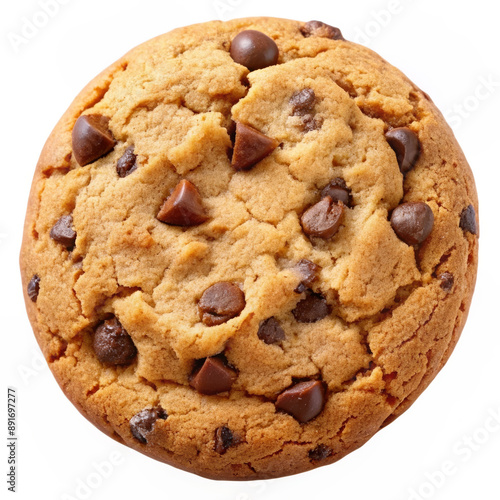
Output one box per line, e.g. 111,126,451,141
301,114,323,132
290,89,316,116
321,178,351,206
295,283,308,294
301,196,345,239
230,30,279,71
292,291,330,323
72,114,116,166
50,215,77,249
130,407,167,444
385,127,420,174
309,444,333,461
116,146,138,178
226,120,237,143
294,259,321,293
214,426,234,454
257,317,285,345
27,275,40,302
290,89,323,132
157,180,208,226
275,380,326,423
198,282,245,326
439,272,454,292
190,357,237,395
231,122,278,171
459,205,477,235
93,317,137,365
301,21,344,40
390,202,434,246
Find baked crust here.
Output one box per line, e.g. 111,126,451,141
20,17,478,480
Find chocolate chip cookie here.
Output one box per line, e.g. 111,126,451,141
20,17,479,480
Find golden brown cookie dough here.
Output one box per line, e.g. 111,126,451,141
20,17,478,480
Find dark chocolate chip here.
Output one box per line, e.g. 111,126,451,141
459,205,477,235
198,282,246,326
116,146,138,178
190,357,237,395
390,202,434,246
257,317,285,345
309,444,333,461
439,272,454,292
294,259,321,292
214,426,234,454
385,127,420,174
294,283,308,294
230,30,279,71
226,120,237,143
290,88,316,116
157,180,208,226
301,196,345,239
50,215,77,249
275,380,326,423
27,275,40,302
321,178,351,206
301,21,344,40
130,407,167,444
93,317,137,365
292,291,330,323
72,114,116,166
231,122,278,171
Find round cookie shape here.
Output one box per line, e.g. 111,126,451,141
20,17,478,480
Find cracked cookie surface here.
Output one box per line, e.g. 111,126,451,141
20,17,478,480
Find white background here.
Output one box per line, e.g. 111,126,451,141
2,1,499,499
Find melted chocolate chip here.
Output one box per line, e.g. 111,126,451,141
321,178,351,206
439,272,454,292
290,88,316,116
390,202,434,246
292,291,330,323
130,407,167,444
290,89,322,132
275,380,326,423
50,215,77,249
301,114,323,132
231,122,278,171
72,114,116,166
294,259,321,293
459,205,477,235
385,127,420,174
214,426,234,454
190,357,237,395
116,146,138,177
198,282,245,326
157,180,208,226
93,317,137,365
257,317,285,345
301,196,345,239
27,275,40,302
301,21,344,40
230,30,279,71
309,444,333,461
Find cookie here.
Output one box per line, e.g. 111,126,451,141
19,17,479,480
